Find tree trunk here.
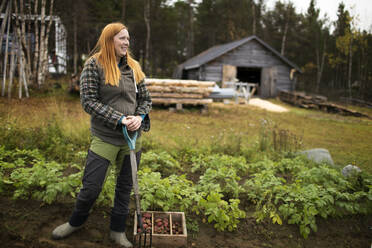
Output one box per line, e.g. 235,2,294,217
252,0,256,35
19,39,29,98
38,0,54,85
26,0,32,79
281,20,288,56
122,0,126,22
19,60,23,99
73,12,78,74
14,0,31,88
0,0,7,13
316,38,326,93
186,0,194,58
1,0,12,97
42,0,54,81
348,36,353,99
19,0,32,85
32,0,39,85
0,0,10,57
144,0,151,73
7,51,16,99
37,0,46,86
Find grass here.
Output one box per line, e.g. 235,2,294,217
0,93,371,172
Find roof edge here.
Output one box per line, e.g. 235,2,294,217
180,35,302,73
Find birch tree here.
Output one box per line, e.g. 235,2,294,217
280,2,295,56
32,0,39,83
14,0,31,86
1,0,12,97
37,0,47,86
37,0,54,86
144,0,151,73
0,0,10,52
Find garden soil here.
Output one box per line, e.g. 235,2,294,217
0,196,371,248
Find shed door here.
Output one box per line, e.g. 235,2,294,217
222,64,237,88
260,67,277,98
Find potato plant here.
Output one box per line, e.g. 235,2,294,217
1,146,371,239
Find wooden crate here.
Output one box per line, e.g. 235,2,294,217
133,211,187,247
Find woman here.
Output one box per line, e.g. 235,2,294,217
52,22,151,248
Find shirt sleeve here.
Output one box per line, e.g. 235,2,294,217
135,80,152,132
135,80,152,115
80,59,123,130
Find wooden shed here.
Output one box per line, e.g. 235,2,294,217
173,36,301,98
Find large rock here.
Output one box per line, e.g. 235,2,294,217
300,148,335,166
342,164,362,177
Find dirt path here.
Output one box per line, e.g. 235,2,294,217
248,98,288,112
1,196,371,248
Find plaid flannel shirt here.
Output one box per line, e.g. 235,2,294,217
80,58,152,132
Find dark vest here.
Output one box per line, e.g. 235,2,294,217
91,58,138,146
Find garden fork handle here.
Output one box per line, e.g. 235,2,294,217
122,126,144,231
130,149,143,229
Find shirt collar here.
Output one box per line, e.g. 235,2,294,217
118,56,128,68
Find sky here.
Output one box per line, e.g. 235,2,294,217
265,0,372,32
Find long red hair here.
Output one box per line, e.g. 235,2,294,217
89,22,145,86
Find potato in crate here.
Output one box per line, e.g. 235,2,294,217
134,211,187,247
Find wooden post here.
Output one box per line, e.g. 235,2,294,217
0,1,10,56
42,0,55,80
18,0,31,85
18,56,22,99
37,0,46,86
7,52,17,99
33,0,39,85
13,0,30,94
176,103,183,111
19,45,29,98
1,0,12,97
0,0,7,14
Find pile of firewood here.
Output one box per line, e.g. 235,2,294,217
144,78,215,106
279,90,370,118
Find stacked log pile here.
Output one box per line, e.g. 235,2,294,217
145,78,216,105
279,90,370,118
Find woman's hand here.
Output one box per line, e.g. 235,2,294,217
121,116,142,131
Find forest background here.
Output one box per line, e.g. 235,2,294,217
1,0,371,101
50,0,372,101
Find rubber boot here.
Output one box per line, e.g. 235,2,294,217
110,231,133,248
51,222,82,240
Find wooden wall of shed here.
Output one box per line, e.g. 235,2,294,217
198,40,294,97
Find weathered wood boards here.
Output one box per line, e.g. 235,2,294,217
279,90,370,118
145,78,215,106
152,98,213,105
147,86,213,95
145,78,215,88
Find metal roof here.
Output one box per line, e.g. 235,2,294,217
180,35,301,72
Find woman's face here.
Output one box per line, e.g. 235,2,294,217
113,28,130,59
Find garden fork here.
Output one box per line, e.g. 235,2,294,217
123,126,152,248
